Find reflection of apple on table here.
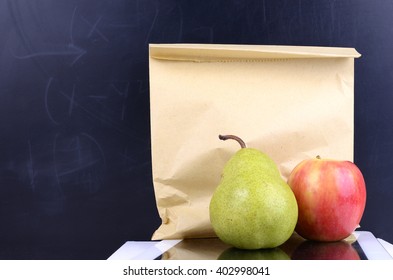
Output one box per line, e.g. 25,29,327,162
279,232,361,260
291,240,360,260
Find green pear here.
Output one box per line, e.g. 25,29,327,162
209,135,298,250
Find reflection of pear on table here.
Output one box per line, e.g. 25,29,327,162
161,238,231,260
218,247,290,260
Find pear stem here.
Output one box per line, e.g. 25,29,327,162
219,134,247,148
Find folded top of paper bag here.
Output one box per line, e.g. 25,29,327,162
150,44,361,62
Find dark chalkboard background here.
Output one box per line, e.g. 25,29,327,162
0,0,392,259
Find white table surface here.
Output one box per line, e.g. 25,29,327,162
108,231,393,260
377,238,393,256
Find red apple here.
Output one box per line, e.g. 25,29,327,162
287,156,367,241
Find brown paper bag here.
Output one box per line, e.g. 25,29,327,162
149,44,360,240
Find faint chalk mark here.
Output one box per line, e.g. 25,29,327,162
52,133,66,199
52,133,106,196
111,82,130,120
88,95,108,100
57,160,100,177
81,16,109,42
75,135,82,165
70,6,78,45
177,4,183,41
120,147,150,172
145,5,159,45
121,103,127,121
11,43,87,66
80,132,107,168
45,77,59,125
46,78,144,142
68,84,76,116
7,0,50,76
27,139,37,191
45,79,78,124
69,44,87,66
